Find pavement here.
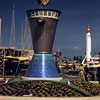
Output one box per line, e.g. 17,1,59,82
89,81,99,84
0,96,100,100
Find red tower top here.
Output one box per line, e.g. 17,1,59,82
87,26,91,37
87,26,90,33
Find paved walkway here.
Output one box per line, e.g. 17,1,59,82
0,96,100,100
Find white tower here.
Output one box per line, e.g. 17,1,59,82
86,26,91,64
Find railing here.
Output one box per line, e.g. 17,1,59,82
0,49,5,79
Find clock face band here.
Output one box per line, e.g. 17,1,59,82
27,10,61,20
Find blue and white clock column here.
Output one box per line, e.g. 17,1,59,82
25,9,61,79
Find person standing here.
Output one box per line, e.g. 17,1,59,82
97,66,100,84
79,64,86,81
84,65,89,81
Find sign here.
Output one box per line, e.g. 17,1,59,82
28,10,60,20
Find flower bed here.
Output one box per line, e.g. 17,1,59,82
70,80,100,96
0,80,83,97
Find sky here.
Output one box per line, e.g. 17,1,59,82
0,0,100,58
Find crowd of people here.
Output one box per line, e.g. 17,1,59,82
53,51,100,83
77,64,100,83
68,64,100,83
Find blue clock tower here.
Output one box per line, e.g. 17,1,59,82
25,9,61,78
